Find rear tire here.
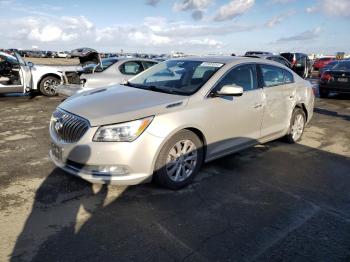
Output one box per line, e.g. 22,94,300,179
39,76,60,96
285,108,306,144
153,130,204,190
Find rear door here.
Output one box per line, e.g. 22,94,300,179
259,64,296,138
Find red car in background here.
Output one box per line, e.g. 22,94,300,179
313,57,335,70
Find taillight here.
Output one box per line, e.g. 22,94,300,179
321,72,333,81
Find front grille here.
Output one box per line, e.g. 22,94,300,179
51,109,90,143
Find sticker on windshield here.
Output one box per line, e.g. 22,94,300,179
200,62,224,68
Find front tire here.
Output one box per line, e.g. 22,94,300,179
285,108,306,143
153,130,204,190
39,76,60,96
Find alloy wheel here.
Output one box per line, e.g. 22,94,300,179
43,78,59,95
291,113,305,141
165,139,198,182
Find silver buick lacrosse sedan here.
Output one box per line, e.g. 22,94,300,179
50,56,314,189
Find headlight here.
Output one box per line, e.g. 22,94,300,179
93,116,154,142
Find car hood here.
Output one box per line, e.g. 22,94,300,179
59,85,189,126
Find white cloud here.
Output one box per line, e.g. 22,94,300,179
173,0,213,11
265,9,295,27
179,38,224,49
1,14,244,52
275,27,321,42
269,0,295,4
214,0,255,22
145,0,161,6
306,0,350,18
173,0,213,21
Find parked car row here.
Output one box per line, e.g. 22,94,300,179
244,51,312,79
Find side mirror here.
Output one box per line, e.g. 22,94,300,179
27,61,34,67
215,85,243,97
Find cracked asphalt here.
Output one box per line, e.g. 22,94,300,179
0,93,350,262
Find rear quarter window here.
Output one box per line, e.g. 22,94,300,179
260,64,285,87
283,69,294,84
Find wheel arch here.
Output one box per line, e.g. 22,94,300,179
150,126,208,177
37,73,61,90
295,103,308,121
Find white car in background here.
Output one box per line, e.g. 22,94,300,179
0,51,62,96
58,48,158,97
56,52,69,58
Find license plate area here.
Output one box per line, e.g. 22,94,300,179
51,143,62,162
337,78,348,83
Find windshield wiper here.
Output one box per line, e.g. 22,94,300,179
124,82,187,95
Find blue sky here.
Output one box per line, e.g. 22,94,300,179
0,0,349,54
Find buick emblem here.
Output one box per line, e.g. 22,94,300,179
54,117,64,133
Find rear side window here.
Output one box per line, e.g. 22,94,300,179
283,69,294,84
119,61,143,75
215,64,258,92
142,61,158,70
260,64,285,87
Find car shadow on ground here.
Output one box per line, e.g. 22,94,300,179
10,139,350,262
314,107,350,122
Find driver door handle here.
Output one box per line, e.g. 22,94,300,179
253,104,263,109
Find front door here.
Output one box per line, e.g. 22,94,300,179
0,52,25,94
15,52,32,92
205,64,265,159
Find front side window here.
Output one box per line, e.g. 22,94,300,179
214,64,258,92
127,60,223,95
119,61,143,75
260,64,285,87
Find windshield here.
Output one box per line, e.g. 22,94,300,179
127,60,224,95
332,61,350,71
83,58,118,73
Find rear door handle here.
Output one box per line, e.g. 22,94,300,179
253,104,263,109
288,95,294,99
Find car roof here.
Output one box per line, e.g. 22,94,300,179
245,54,283,59
170,56,250,64
115,57,158,62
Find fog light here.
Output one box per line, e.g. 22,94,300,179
82,165,129,176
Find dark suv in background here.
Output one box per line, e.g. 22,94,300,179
280,52,312,78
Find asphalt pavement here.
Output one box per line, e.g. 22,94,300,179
0,93,349,262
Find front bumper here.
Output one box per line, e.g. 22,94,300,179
49,126,165,185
